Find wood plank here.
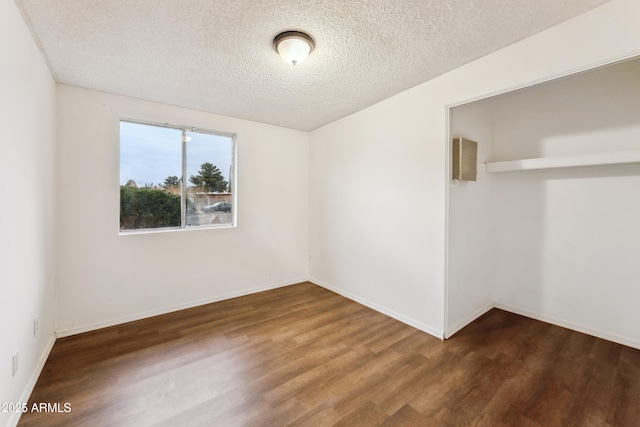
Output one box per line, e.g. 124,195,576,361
18,282,640,426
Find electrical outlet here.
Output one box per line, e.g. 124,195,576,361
12,351,19,376
34,316,39,337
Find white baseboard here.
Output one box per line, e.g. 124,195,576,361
309,277,444,339
9,333,56,427
445,302,494,339
56,278,307,338
495,302,640,351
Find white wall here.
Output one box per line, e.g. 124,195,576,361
447,103,495,336
489,59,640,347
0,2,57,426
309,0,640,338
55,86,309,335
309,95,444,336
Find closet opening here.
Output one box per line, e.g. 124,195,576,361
445,56,640,349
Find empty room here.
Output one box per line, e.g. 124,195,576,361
2,0,639,426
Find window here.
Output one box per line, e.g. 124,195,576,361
119,120,235,232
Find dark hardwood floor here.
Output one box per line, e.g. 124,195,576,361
18,282,640,426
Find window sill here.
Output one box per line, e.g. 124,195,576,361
118,223,236,236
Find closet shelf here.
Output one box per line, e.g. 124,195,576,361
481,150,640,172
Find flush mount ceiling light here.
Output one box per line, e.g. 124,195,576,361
273,31,314,66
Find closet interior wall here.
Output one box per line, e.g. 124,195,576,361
447,102,495,336
448,58,640,347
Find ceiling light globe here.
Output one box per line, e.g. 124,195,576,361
274,32,314,66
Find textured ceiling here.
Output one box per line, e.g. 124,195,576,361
16,0,611,131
